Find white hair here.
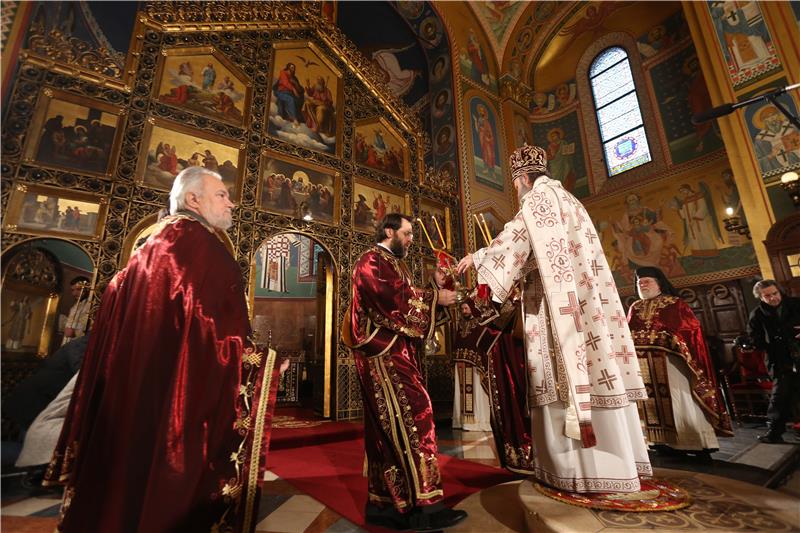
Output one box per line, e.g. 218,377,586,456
169,167,223,214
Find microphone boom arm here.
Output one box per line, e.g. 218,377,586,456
691,82,800,128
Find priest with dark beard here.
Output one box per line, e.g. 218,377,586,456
345,213,467,531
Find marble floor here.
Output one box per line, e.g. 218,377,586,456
2,416,799,533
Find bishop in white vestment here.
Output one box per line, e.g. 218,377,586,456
457,145,652,493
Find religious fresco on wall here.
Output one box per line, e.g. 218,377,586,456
459,28,497,90
353,118,408,180
434,125,454,156
473,206,505,244
591,167,756,287
467,95,503,191
741,79,800,180
531,110,589,199
557,3,628,48
137,119,244,201
4,183,108,241
156,48,251,127
337,1,428,106
636,9,691,59
392,1,458,180
649,45,725,165
352,178,409,233
430,54,450,84
508,2,558,70
268,43,341,155
255,234,321,297
432,89,452,119
470,1,526,50
259,152,339,225
707,1,781,90
531,82,577,116
512,112,532,149
22,89,125,178
418,198,450,250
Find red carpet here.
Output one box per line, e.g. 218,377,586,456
267,437,516,530
269,407,364,450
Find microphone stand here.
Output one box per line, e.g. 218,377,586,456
693,82,800,128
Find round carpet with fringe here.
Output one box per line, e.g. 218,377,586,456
533,478,691,511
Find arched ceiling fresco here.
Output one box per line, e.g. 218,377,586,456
337,1,458,173
336,1,430,107
522,1,682,92
467,1,528,65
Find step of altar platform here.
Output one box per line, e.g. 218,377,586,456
519,467,800,532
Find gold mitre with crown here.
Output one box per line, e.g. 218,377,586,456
509,144,548,182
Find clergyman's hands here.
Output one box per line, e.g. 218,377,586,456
456,254,474,275
438,289,457,306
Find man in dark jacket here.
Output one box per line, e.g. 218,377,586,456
747,280,800,443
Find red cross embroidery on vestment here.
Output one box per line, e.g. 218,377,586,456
614,345,635,364
578,272,595,290
559,292,583,331
585,331,601,350
597,369,618,390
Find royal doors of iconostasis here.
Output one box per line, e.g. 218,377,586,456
252,233,336,418
1,238,95,440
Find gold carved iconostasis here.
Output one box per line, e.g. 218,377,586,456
3,0,799,424
0,2,463,421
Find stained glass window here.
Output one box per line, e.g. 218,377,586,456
589,47,652,176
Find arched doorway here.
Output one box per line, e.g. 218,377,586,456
252,233,337,418
1,238,94,441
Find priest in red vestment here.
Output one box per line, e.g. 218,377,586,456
344,213,467,531
44,167,283,533
451,285,535,474
628,266,733,453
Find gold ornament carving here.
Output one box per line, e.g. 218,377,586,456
423,165,457,195
24,20,124,83
143,1,301,27
3,246,61,292
500,76,534,108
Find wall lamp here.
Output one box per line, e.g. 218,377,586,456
723,206,750,239
781,171,800,208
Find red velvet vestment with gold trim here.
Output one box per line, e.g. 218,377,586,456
45,215,280,533
628,295,733,440
347,246,444,512
452,289,534,474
